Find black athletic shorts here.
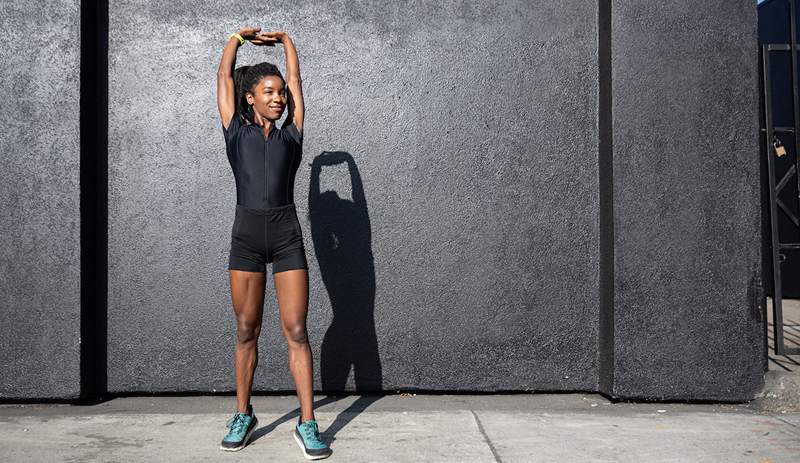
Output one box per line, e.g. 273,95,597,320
228,203,308,274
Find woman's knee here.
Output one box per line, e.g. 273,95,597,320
236,318,261,345
283,322,308,345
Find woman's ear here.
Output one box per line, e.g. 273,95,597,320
245,92,254,105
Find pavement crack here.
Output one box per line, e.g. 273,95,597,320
773,416,800,435
470,409,503,463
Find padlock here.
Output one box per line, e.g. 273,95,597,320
774,137,787,157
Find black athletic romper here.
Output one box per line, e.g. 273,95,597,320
222,113,308,274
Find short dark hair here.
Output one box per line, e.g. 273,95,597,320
232,62,286,124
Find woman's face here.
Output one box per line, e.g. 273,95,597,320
246,75,287,121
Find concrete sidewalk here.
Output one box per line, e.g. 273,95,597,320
1,394,799,462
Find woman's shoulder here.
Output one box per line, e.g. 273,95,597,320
222,113,247,143
280,120,303,145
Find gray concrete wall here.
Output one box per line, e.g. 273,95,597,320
0,1,82,399
0,0,765,400
608,0,765,400
106,0,602,393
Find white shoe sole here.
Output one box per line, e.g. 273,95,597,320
219,416,258,451
292,429,332,460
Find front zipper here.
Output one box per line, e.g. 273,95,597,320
262,125,274,253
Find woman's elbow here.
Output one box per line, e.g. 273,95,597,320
217,69,233,80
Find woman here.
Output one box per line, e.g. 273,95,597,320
216,27,331,460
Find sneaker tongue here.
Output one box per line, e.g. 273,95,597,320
299,419,316,430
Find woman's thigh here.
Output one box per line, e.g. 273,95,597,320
273,269,309,334
229,269,266,323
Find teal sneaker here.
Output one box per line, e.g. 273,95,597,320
292,417,332,460
219,403,258,451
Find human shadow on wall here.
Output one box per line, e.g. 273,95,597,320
310,150,383,439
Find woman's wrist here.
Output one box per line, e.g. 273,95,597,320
229,32,245,46
236,31,251,44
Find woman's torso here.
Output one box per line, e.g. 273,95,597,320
222,114,304,209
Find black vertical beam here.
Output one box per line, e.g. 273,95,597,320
784,0,800,355
80,0,109,401
763,46,784,355
791,0,800,228
758,43,770,367
597,0,615,396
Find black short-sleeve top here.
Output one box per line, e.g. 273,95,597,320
222,113,303,209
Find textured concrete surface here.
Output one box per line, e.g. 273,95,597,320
0,1,82,398
608,0,765,400
107,0,601,393
1,395,799,462
1,0,768,400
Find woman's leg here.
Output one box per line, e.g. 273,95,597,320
229,269,266,413
273,268,314,422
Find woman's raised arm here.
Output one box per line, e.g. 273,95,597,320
217,27,260,130
281,34,304,133
255,31,304,133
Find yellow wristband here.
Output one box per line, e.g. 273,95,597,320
228,33,245,46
